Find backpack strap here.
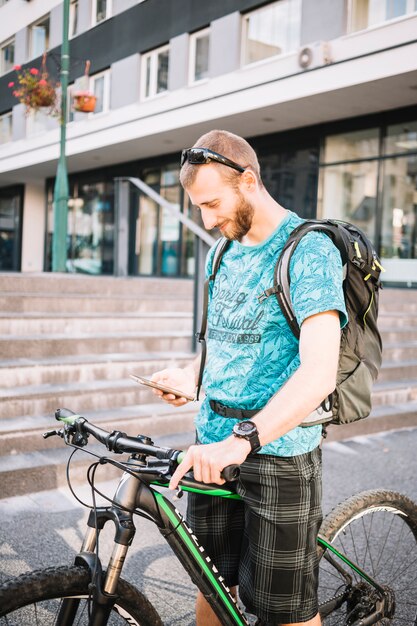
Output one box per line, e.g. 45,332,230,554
195,237,231,400
272,220,350,339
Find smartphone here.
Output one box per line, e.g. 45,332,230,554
129,374,195,401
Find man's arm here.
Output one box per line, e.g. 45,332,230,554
169,310,340,487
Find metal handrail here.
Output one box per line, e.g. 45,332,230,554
115,176,215,351
122,177,215,247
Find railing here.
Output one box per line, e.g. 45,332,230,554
114,176,216,351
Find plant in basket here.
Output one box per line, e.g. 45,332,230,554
8,53,60,116
72,60,96,113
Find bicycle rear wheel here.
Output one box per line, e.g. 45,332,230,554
0,565,163,625
317,489,417,625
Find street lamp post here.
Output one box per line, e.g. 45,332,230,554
52,0,70,272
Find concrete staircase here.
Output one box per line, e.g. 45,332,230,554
0,275,416,498
326,288,417,442
0,273,199,498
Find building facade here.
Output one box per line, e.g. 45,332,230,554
0,0,416,286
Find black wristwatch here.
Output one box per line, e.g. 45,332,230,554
232,420,262,453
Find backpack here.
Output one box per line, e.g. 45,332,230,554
195,219,384,427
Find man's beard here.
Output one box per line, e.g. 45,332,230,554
221,191,255,241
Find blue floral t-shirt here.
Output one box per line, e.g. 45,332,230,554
195,210,348,457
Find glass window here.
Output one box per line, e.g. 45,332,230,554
30,16,50,59
380,155,417,259
1,38,14,75
323,129,379,163
93,0,111,24
242,0,301,65
141,45,169,99
47,181,115,274
92,74,106,114
69,0,79,37
319,160,378,243
156,48,169,94
385,121,417,155
189,29,210,83
0,189,21,271
0,111,12,144
349,0,416,32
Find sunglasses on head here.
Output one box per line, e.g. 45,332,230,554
180,148,245,173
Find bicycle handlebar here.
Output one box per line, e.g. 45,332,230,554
54,408,240,482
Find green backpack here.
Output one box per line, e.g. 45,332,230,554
196,219,384,427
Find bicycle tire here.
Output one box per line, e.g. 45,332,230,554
317,489,417,625
0,564,163,625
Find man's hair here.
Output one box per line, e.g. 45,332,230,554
179,129,263,190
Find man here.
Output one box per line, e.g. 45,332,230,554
151,130,347,626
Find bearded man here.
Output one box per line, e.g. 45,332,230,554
151,130,347,626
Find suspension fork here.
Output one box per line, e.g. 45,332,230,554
57,470,144,626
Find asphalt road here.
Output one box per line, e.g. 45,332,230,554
0,426,416,625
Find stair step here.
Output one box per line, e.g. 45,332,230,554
379,360,417,382
378,313,417,328
0,312,193,335
0,351,195,388
372,379,417,405
381,341,417,362
325,400,417,442
0,400,200,455
0,330,192,359
0,424,197,499
0,376,199,419
0,293,192,314
0,273,194,297
380,328,417,343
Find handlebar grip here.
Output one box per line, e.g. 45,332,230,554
220,464,240,482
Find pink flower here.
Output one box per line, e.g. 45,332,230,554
38,79,47,86
13,64,21,71
8,81,14,88
29,68,39,75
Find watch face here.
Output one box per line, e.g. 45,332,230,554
239,421,255,433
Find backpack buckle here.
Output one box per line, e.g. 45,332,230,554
352,256,366,270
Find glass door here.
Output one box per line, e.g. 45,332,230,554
0,186,22,271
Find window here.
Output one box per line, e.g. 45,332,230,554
0,111,12,144
319,129,380,243
92,0,112,25
349,0,417,32
90,71,110,114
69,0,79,37
29,15,50,59
141,45,169,99
67,70,110,120
0,37,14,75
189,28,210,83
242,0,301,66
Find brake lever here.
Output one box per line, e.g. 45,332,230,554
43,428,64,440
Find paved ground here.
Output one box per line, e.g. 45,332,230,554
0,426,416,625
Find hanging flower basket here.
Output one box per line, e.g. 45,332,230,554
73,91,97,112
8,53,59,116
72,60,96,113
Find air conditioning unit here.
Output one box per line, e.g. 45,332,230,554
298,41,333,70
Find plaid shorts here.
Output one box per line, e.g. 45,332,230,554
186,447,322,624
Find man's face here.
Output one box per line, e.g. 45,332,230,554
186,164,254,241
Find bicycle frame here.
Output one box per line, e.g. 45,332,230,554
58,460,391,626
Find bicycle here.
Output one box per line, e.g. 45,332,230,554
0,408,416,625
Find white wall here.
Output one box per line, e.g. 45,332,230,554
21,182,46,272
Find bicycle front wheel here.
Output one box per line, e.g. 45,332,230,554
0,565,163,625
317,489,417,625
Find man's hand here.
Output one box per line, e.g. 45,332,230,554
151,367,196,406
169,436,251,489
